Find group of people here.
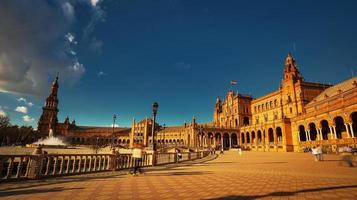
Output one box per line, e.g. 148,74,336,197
311,146,323,161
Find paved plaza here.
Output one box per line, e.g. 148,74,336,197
1,151,357,200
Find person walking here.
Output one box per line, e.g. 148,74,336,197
311,146,318,161
132,144,143,176
238,146,242,156
317,145,323,161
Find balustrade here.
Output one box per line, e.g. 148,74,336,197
1,149,210,181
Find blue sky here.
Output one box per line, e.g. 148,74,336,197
0,0,356,128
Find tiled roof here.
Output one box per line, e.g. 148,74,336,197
306,76,357,106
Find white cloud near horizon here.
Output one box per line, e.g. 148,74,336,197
23,115,35,122
15,106,28,114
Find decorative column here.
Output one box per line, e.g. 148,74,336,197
329,126,334,139
349,123,355,138
229,135,232,148
305,130,309,141
332,126,337,139
345,123,350,138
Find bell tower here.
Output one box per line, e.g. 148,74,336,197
37,76,60,137
281,53,304,118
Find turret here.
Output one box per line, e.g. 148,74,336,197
283,53,303,83
37,75,60,137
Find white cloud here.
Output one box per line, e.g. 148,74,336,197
97,71,106,76
0,1,103,96
70,62,86,73
15,106,28,114
0,109,6,117
91,0,101,7
109,123,119,128
23,115,35,122
17,97,34,107
65,32,76,44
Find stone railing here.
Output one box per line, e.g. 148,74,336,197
0,147,210,181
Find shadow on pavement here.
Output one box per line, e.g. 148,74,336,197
206,184,357,200
0,173,122,192
145,171,213,176
0,187,84,197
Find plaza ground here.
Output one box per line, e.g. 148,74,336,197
1,150,357,200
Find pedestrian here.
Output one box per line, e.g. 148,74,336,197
220,145,224,154
317,145,323,161
340,146,354,167
311,146,318,161
132,144,143,176
176,148,181,163
238,146,242,156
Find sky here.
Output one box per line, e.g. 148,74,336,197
0,0,357,128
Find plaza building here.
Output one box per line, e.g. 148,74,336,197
37,53,357,152
214,53,357,152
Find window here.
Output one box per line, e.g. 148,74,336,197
290,107,293,113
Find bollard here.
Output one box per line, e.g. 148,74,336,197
28,146,44,179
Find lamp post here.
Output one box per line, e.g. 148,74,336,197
112,114,117,149
151,102,159,151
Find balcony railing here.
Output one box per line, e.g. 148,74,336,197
0,147,210,181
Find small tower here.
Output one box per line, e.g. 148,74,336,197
37,76,60,137
213,96,222,126
281,53,304,118
283,53,303,83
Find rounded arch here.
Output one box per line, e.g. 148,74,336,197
320,120,330,140
231,133,238,147
309,123,317,141
251,131,256,144
334,116,345,139
241,132,245,144
268,128,274,144
298,125,306,141
246,132,250,144
257,130,262,144
276,127,282,143
223,133,230,149
208,132,214,146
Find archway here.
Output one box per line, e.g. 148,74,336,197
246,132,250,144
208,132,214,146
257,130,262,144
251,131,256,144
298,125,306,141
231,133,238,146
215,133,222,145
276,127,282,143
334,116,345,139
241,133,245,144
320,120,330,140
309,123,317,141
268,128,274,144
223,133,230,149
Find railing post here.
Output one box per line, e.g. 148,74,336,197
109,148,117,171
28,146,44,180
188,152,191,161
152,152,157,166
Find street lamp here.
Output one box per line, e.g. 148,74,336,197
112,114,117,149
152,102,159,151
